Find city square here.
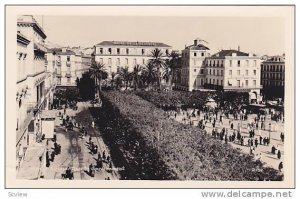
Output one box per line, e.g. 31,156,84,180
14,14,287,182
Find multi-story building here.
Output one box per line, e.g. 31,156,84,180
16,15,54,170
47,47,83,86
205,49,262,102
93,40,172,75
261,54,285,100
178,38,210,91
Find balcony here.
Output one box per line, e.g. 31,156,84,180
65,73,72,78
56,61,61,66
34,42,47,53
223,85,263,91
56,73,62,77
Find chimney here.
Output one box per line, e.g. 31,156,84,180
194,39,198,46
62,47,67,53
238,46,240,51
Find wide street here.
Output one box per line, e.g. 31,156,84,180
42,102,121,180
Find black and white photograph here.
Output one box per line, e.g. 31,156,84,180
5,5,295,189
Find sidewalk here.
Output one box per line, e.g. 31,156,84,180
17,142,46,180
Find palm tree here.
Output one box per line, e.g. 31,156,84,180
118,66,131,90
148,48,166,89
89,61,108,99
142,63,158,90
165,51,180,90
132,65,143,91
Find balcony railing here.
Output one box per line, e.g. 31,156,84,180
65,73,71,78
223,85,263,90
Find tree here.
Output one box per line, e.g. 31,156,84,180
132,65,143,91
110,72,116,89
141,63,158,90
148,48,166,89
118,66,131,90
77,72,95,100
164,51,180,90
89,61,108,99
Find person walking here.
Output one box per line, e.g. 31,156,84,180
92,120,95,129
278,162,283,172
277,150,281,159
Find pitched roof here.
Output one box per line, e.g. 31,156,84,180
96,41,171,48
185,43,210,50
210,50,252,58
48,48,76,55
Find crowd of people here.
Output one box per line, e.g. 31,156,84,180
166,103,284,172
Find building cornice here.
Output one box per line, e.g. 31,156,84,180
17,33,30,45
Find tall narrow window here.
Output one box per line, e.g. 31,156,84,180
253,70,256,75
194,52,197,57
117,48,120,55
230,60,232,67
126,48,129,55
253,80,257,86
142,49,145,55
229,70,232,76
67,56,70,62
100,48,103,54
237,70,240,76
108,48,112,54
237,60,240,67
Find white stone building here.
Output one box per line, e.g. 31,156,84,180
178,38,211,91
93,41,172,75
16,15,54,170
47,48,83,86
205,49,262,102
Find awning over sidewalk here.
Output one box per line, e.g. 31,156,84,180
41,110,56,120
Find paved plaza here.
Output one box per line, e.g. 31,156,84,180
170,110,284,170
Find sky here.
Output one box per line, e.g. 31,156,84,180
36,16,285,56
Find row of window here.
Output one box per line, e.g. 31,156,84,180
99,58,146,66
261,73,284,80
261,64,284,72
262,80,284,87
205,79,257,87
98,47,169,55
206,59,257,67
228,69,257,76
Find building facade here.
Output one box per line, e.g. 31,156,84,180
261,55,285,100
16,15,54,170
205,49,262,102
93,41,172,75
47,48,83,87
178,38,210,91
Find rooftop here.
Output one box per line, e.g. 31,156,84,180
17,15,47,39
185,43,210,50
210,49,256,58
48,48,76,55
96,41,171,48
